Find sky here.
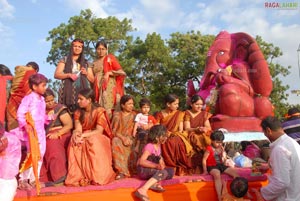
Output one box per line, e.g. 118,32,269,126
1,0,300,104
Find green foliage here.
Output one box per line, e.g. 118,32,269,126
46,9,135,65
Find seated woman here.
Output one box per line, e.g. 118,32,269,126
155,94,193,176
111,95,137,179
184,94,212,173
40,88,73,186
65,89,115,186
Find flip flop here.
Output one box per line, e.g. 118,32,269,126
134,191,150,201
149,184,165,193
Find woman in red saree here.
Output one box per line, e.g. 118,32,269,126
92,41,126,119
111,95,136,180
40,88,73,186
155,94,193,176
65,89,115,186
184,94,212,173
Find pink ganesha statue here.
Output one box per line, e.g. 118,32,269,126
187,31,273,132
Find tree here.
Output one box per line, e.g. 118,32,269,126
122,33,174,111
166,31,215,108
46,9,135,65
256,36,291,117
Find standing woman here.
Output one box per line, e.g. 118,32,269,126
54,38,94,113
184,94,212,173
155,94,193,176
40,88,73,186
92,40,126,119
111,95,136,180
65,89,115,186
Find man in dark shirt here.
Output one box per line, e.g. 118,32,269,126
282,107,300,144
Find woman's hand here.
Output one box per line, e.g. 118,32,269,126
69,73,79,81
80,67,88,75
121,136,133,147
72,131,84,145
46,131,61,140
157,163,165,170
104,71,113,81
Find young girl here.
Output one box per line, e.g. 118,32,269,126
134,125,174,201
133,98,157,153
202,129,239,201
17,73,49,190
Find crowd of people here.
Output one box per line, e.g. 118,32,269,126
1,38,300,201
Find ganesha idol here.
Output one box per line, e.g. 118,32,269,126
187,31,273,132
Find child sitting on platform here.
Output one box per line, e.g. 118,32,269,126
202,129,239,201
134,125,174,201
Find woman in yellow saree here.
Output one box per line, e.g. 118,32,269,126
155,94,192,176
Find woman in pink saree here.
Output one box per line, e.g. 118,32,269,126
65,89,115,186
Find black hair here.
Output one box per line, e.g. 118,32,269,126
230,177,248,198
26,61,39,72
120,94,134,106
66,38,87,71
29,73,48,90
0,64,12,75
147,125,167,144
164,94,178,106
139,98,151,108
210,130,225,141
77,88,100,123
260,116,282,132
43,88,55,98
190,94,204,104
188,94,204,110
95,40,108,50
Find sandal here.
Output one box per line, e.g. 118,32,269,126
134,190,150,201
149,183,165,193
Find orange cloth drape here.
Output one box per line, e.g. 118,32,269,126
19,112,41,195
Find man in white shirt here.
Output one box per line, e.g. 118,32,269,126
260,116,300,201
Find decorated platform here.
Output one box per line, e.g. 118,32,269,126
14,168,268,201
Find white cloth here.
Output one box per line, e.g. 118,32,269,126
134,113,149,126
261,134,300,201
0,178,17,201
223,132,268,142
